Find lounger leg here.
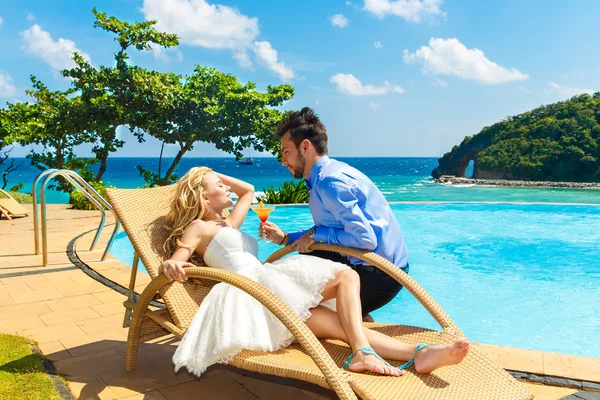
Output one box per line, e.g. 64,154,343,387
125,310,143,371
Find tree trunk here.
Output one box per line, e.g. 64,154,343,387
162,142,192,185
158,141,165,180
95,126,118,182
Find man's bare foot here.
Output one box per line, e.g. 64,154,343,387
413,338,469,374
363,314,375,323
348,350,403,376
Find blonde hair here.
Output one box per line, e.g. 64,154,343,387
163,166,213,257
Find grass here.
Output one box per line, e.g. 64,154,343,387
0,334,62,400
7,191,33,204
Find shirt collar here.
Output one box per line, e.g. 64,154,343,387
306,155,330,190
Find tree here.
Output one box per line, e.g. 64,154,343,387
62,8,179,181
5,77,95,192
137,66,294,186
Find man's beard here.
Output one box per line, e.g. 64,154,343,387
291,153,305,179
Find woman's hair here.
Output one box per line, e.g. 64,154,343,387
163,166,213,257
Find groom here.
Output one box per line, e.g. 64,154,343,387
261,107,409,322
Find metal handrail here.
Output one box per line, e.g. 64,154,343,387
32,169,120,266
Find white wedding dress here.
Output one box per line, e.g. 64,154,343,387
172,226,350,376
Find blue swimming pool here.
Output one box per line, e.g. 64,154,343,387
109,203,600,357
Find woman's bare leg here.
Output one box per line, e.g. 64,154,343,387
306,306,469,374
317,270,400,376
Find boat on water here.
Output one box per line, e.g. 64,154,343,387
237,157,254,165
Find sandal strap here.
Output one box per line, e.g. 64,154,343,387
397,343,434,370
342,346,393,370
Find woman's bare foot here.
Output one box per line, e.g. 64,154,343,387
413,338,469,374
348,350,403,376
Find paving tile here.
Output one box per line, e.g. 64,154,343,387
94,290,128,304
543,352,600,382
158,371,257,400
54,349,125,380
37,340,73,362
231,369,335,400
21,321,87,344
0,282,32,295
0,293,14,306
475,343,544,374
56,282,108,297
0,273,49,285
520,382,578,400
45,294,103,312
76,314,125,335
67,376,121,400
0,301,51,319
121,390,167,400
92,301,128,317
40,306,102,326
0,315,47,333
60,330,127,357
10,287,65,304
100,360,196,398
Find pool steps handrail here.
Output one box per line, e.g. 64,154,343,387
32,169,121,266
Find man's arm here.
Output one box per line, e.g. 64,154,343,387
287,229,309,245
313,178,377,250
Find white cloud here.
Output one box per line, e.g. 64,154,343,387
364,0,446,22
374,41,383,49
432,77,447,87
141,0,294,80
330,73,404,95
369,102,379,110
0,73,17,97
253,41,295,81
151,45,184,63
0,16,4,27
330,14,349,28
26,13,36,22
346,1,353,5
20,24,91,71
403,38,529,84
548,82,595,98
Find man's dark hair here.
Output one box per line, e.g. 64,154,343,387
274,107,328,155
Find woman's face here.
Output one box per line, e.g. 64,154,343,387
202,172,233,209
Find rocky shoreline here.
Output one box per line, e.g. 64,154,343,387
434,175,600,189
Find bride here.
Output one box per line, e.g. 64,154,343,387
162,167,469,377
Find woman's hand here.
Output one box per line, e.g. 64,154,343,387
162,259,195,282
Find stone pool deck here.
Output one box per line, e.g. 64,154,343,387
1,204,599,400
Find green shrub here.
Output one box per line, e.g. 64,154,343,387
2,190,33,204
69,180,112,210
257,179,309,204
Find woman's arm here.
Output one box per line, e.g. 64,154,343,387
216,172,254,229
162,221,203,282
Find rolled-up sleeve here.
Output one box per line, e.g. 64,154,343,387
287,229,308,244
312,178,377,250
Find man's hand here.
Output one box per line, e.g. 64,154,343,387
291,231,315,253
260,221,286,245
162,259,194,282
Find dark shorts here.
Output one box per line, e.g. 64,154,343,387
309,250,408,317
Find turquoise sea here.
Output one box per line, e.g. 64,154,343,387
8,156,600,204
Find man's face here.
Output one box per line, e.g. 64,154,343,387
280,131,306,179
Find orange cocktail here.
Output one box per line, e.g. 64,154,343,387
251,201,275,223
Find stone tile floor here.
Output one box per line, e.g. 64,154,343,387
1,204,599,399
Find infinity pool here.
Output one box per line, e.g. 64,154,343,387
109,203,600,357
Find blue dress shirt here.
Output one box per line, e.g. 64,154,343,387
287,156,409,268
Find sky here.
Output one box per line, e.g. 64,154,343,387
1,0,599,158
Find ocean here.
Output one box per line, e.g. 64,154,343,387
7,156,600,204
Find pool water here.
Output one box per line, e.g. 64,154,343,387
109,203,600,357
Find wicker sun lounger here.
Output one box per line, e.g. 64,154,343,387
0,188,29,220
106,185,532,400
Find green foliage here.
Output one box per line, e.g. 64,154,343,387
0,334,62,400
434,92,600,181
4,78,96,192
69,180,113,210
257,179,309,204
6,191,32,204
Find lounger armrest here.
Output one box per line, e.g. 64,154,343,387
264,244,462,335
136,268,358,400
